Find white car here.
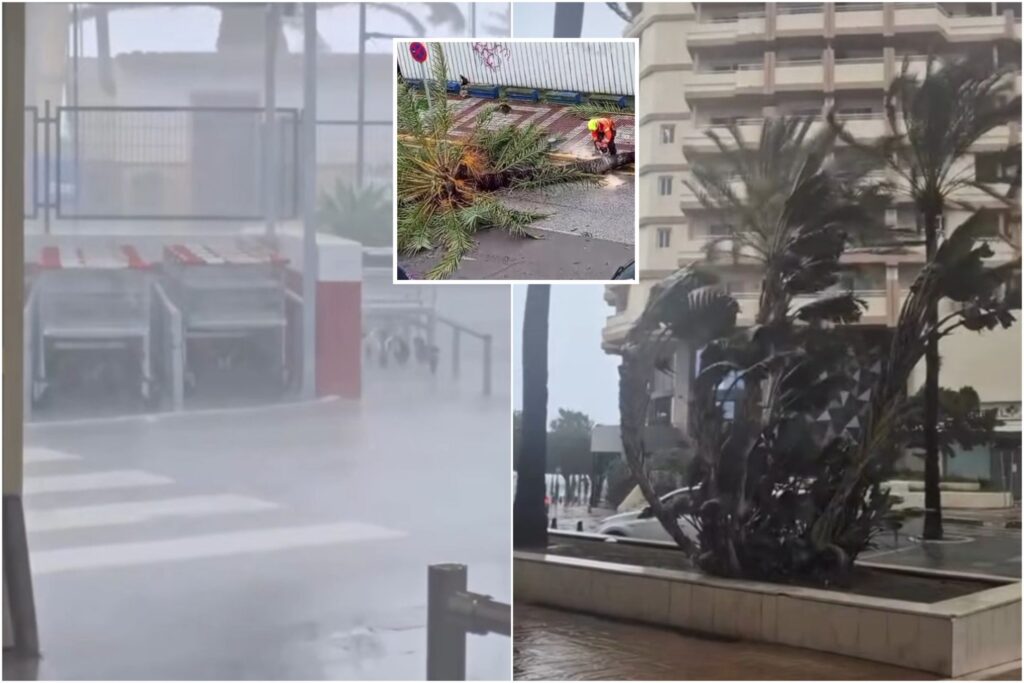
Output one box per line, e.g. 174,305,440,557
595,487,699,542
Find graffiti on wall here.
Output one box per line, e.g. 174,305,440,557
472,42,511,70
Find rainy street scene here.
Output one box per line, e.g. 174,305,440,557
512,2,1020,682
4,3,511,680
396,39,637,281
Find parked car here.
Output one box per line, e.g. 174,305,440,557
595,487,699,542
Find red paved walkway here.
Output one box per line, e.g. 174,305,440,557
447,97,634,159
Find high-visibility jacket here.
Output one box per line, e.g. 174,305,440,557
589,118,616,143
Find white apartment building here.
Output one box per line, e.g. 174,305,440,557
604,2,1022,492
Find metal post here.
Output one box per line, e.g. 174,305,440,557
482,334,491,397
452,328,461,379
43,100,50,234
301,3,319,399
427,564,467,681
357,2,366,187
470,2,476,36
264,3,281,237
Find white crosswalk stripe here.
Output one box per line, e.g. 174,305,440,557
27,495,279,532
23,446,406,574
24,470,173,495
24,447,82,464
32,522,405,574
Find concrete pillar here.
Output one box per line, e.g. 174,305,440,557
3,2,40,658
671,342,694,436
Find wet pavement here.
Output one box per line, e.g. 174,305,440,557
402,174,635,281
513,604,936,681
5,288,511,681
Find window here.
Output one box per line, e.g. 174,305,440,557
976,153,1015,183
658,175,673,196
660,124,675,144
656,227,672,248
650,396,672,425
708,223,733,236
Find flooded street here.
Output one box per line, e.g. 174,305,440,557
11,286,511,680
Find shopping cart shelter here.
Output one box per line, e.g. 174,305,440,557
24,232,363,417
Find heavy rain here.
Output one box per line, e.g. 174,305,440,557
6,3,511,679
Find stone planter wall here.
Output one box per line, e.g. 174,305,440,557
515,550,1021,677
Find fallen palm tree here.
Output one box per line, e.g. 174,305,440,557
397,43,633,279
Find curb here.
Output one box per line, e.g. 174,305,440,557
945,516,1022,529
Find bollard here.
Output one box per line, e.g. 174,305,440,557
427,564,467,681
452,329,461,380
550,517,558,529
482,334,492,397
576,521,584,532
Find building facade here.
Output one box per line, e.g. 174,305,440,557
604,2,1022,493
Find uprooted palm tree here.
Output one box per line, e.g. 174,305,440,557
618,211,1018,584
396,43,634,278
829,55,1021,540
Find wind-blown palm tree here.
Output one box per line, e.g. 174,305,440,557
514,285,551,549
830,55,1021,540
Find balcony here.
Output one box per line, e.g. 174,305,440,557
892,3,1009,41
602,310,634,349
776,5,826,36
834,3,885,34
731,290,891,325
683,114,886,154
687,63,765,99
687,11,767,47
774,59,826,91
833,57,886,89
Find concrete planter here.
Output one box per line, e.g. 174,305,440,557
515,549,1021,677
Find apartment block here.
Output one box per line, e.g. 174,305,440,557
605,2,1022,492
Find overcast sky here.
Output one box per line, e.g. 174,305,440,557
67,3,511,56
512,285,622,426
512,2,628,38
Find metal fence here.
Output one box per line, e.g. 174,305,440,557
24,105,399,226
426,564,510,681
54,106,300,221
398,41,637,96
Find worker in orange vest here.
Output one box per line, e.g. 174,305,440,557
588,117,617,156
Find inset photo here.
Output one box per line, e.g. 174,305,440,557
394,38,638,282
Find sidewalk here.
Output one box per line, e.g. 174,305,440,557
447,97,635,160
943,505,1021,529
514,604,936,680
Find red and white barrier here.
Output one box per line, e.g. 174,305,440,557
277,229,363,399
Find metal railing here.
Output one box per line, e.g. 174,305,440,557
436,316,493,397
152,282,184,412
24,103,301,225
426,564,510,681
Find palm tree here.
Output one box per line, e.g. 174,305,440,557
513,285,550,549
830,56,1020,540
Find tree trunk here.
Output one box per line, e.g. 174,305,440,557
513,285,551,549
553,3,585,37
923,210,944,540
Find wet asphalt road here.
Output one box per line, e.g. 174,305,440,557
8,287,511,681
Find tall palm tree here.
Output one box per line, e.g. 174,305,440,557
830,56,1020,540
513,285,550,549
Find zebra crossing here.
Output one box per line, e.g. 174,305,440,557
22,445,406,576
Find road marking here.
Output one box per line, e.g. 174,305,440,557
27,495,279,532
23,470,173,495
31,521,406,574
24,447,81,464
